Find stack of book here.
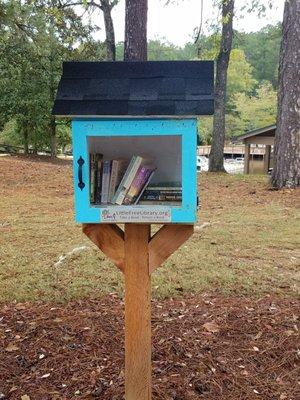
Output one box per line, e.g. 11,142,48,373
139,183,182,205
90,154,156,206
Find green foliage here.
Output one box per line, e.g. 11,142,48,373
234,24,281,87
227,49,257,99
0,0,103,152
198,117,213,145
0,0,282,150
0,119,21,145
227,81,277,137
199,82,277,144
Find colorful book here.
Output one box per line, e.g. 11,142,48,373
101,160,111,204
146,186,181,192
95,159,103,204
90,153,103,203
108,159,129,203
134,170,156,205
122,165,156,205
90,154,96,203
142,190,182,196
141,194,182,201
141,187,182,202
139,200,181,206
148,182,181,188
112,155,150,205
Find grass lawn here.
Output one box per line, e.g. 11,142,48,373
0,155,299,303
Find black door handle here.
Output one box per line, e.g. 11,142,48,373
77,156,85,190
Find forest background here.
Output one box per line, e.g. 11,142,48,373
0,1,280,154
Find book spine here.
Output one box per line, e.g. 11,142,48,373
108,160,119,203
113,156,144,205
116,156,143,205
112,156,137,204
143,190,182,196
90,154,97,204
145,188,182,192
139,200,181,206
141,193,182,201
134,170,155,205
122,166,154,205
101,160,111,204
95,160,103,204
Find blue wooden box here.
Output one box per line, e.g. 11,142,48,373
72,118,197,224
53,61,214,224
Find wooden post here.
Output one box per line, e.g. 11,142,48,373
83,223,193,399
125,224,151,400
264,144,271,174
244,142,251,174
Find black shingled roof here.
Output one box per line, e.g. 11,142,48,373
52,61,214,117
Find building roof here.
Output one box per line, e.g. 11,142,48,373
52,61,214,117
232,125,276,143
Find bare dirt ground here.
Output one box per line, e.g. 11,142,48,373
0,155,299,399
0,295,299,400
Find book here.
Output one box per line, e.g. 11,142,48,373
122,164,156,205
134,170,156,205
141,194,182,201
90,154,96,203
108,159,129,203
142,190,182,196
90,153,103,203
112,155,150,205
138,200,181,206
148,182,181,188
101,160,111,204
146,186,181,192
95,159,103,204
141,186,182,202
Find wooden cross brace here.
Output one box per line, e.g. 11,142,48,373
82,223,193,400
82,223,193,274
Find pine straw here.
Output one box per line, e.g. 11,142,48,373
0,295,299,399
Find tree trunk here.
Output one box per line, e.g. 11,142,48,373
50,116,57,157
100,0,116,61
124,0,148,61
271,0,300,188
49,30,57,158
23,126,29,155
124,2,150,398
209,0,234,172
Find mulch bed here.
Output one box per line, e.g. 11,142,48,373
0,295,299,400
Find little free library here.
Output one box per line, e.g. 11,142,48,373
53,60,214,400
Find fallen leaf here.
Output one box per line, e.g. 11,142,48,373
41,373,50,379
5,343,19,352
21,396,31,400
203,322,220,333
253,331,263,340
15,303,26,311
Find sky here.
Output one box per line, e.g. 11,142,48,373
92,0,285,47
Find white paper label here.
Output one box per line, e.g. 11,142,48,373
100,206,172,223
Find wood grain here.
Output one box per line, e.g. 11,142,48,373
149,224,194,274
82,223,125,272
124,224,151,400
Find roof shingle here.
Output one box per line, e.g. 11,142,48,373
52,61,214,117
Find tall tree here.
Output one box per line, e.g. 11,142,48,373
209,0,234,172
124,0,148,61
123,1,149,399
99,0,117,60
271,0,300,188
56,1,118,60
